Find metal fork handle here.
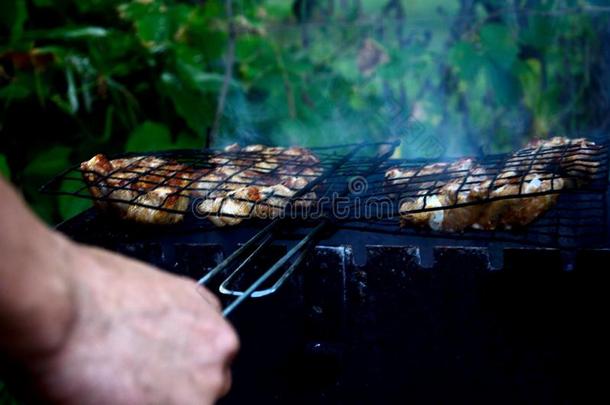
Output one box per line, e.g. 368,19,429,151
198,220,278,285
218,233,275,296
222,221,326,317
219,238,311,298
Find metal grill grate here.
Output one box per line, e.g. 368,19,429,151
337,140,609,227
40,142,397,222
338,191,608,249
41,140,609,229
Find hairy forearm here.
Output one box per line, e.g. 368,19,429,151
0,179,75,359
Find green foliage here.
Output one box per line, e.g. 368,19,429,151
0,154,10,179
443,9,602,153
0,0,226,221
480,24,518,70
126,121,173,151
0,0,606,224
449,41,482,81
21,147,75,222
0,0,28,44
23,146,72,179
58,179,93,220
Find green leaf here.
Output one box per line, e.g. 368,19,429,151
23,146,72,180
480,23,518,70
0,80,31,101
58,180,92,220
520,16,555,49
334,56,361,82
174,132,203,149
0,154,11,179
0,0,28,43
159,72,214,134
516,58,542,110
135,12,170,51
118,0,156,21
236,36,268,61
30,26,110,40
308,40,336,65
190,70,235,91
485,63,522,107
20,147,72,223
449,41,482,81
176,60,239,92
126,121,173,152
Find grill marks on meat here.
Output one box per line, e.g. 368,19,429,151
473,173,565,230
195,144,321,226
79,138,601,228
504,137,598,180
390,159,489,232
386,137,600,232
80,154,195,224
197,186,262,227
81,144,322,226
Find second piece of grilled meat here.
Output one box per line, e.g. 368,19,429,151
195,144,321,226
386,136,598,232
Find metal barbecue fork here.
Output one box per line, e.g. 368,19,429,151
198,141,399,317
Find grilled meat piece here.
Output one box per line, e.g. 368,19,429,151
387,159,484,231
198,186,261,227
198,183,317,226
509,136,600,184
398,165,487,232
385,158,476,191
471,137,591,230
80,154,194,224
473,173,565,230
388,136,599,232
81,144,322,226
195,144,321,226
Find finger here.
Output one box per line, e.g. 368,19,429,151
195,284,222,311
216,321,240,364
218,367,233,398
223,325,240,365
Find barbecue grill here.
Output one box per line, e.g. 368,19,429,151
43,139,610,403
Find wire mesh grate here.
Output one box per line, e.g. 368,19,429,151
40,138,609,247
334,138,610,248
40,142,397,224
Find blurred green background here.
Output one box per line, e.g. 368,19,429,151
2,0,610,401
2,0,610,224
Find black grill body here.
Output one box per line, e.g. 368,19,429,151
57,209,610,404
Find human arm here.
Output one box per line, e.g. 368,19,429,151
0,178,238,404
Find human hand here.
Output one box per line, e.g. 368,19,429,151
24,244,238,405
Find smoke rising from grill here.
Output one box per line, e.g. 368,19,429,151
211,4,610,160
